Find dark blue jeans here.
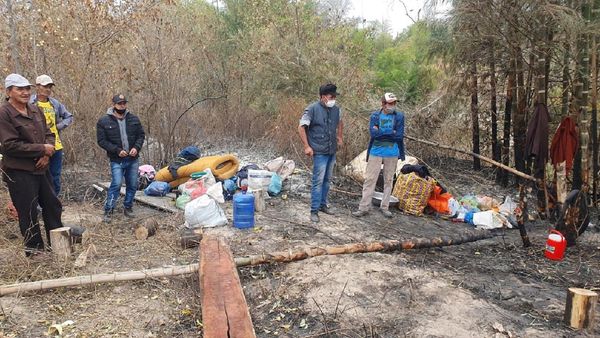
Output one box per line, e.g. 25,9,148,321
49,150,63,195
105,158,139,212
310,154,336,213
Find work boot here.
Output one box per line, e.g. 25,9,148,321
380,209,393,218
310,212,320,223
124,207,135,218
103,210,113,223
352,210,369,217
319,205,335,215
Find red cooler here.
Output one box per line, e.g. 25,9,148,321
545,230,566,261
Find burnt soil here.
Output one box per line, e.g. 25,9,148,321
1,144,599,338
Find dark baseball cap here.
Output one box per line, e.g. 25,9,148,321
112,94,128,104
319,83,339,96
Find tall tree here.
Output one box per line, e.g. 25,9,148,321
471,62,481,170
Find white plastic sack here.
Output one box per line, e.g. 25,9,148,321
265,157,296,180
184,195,228,228
206,182,225,203
343,149,418,183
499,196,517,216
178,168,216,194
472,210,511,230
448,198,461,217
248,169,273,192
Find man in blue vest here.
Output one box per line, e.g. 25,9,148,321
298,83,344,223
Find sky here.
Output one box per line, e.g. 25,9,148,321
348,0,443,35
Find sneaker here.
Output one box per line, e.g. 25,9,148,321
380,209,393,218
124,207,135,218
310,212,320,223
352,210,369,217
103,211,113,223
319,205,335,215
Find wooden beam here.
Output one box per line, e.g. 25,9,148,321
200,235,256,338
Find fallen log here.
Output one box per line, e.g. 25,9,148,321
234,230,493,266
0,230,493,296
405,135,538,183
201,235,256,337
0,265,199,296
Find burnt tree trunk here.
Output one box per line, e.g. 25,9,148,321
471,63,481,171
592,1,599,204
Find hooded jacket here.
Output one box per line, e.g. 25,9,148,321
96,108,145,162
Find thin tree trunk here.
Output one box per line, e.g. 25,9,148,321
592,1,599,204
490,46,499,164
501,67,516,187
562,40,571,117
514,49,527,182
471,62,481,170
6,0,22,73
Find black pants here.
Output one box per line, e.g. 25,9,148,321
3,169,63,255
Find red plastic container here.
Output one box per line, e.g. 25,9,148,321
545,230,566,261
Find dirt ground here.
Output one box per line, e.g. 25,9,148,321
1,143,600,337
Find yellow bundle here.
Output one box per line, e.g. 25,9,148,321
155,154,240,188
392,172,435,216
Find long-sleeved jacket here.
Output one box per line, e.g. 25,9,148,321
96,108,145,162
366,109,405,161
30,94,73,131
0,101,55,174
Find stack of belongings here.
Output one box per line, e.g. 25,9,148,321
392,164,440,216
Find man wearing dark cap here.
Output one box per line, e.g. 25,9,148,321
298,83,344,223
96,94,145,223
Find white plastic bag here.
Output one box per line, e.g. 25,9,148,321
472,210,509,229
448,198,461,217
184,195,228,228
499,196,517,215
206,182,225,203
248,169,273,192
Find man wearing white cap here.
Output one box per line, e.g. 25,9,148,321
352,93,405,218
30,74,73,195
0,74,63,257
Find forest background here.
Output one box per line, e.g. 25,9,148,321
1,0,598,193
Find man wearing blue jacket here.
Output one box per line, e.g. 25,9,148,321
31,75,73,195
352,93,405,218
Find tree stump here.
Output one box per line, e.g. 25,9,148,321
50,227,72,260
565,287,598,330
134,219,158,240
180,228,203,249
253,189,266,213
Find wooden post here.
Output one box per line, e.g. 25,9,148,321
253,189,266,213
565,287,598,330
200,235,256,338
134,218,158,240
50,227,72,260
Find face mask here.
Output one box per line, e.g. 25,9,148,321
325,99,336,108
114,108,126,114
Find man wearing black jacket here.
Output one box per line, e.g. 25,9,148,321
96,94,145,223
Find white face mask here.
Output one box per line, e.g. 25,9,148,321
325,99,336,108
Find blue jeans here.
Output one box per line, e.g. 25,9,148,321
49,150,63,195
105,158,139,212
311,154,336,213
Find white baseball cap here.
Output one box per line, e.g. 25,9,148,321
4,74,32,88
35,74,54,86
384,92,398,103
